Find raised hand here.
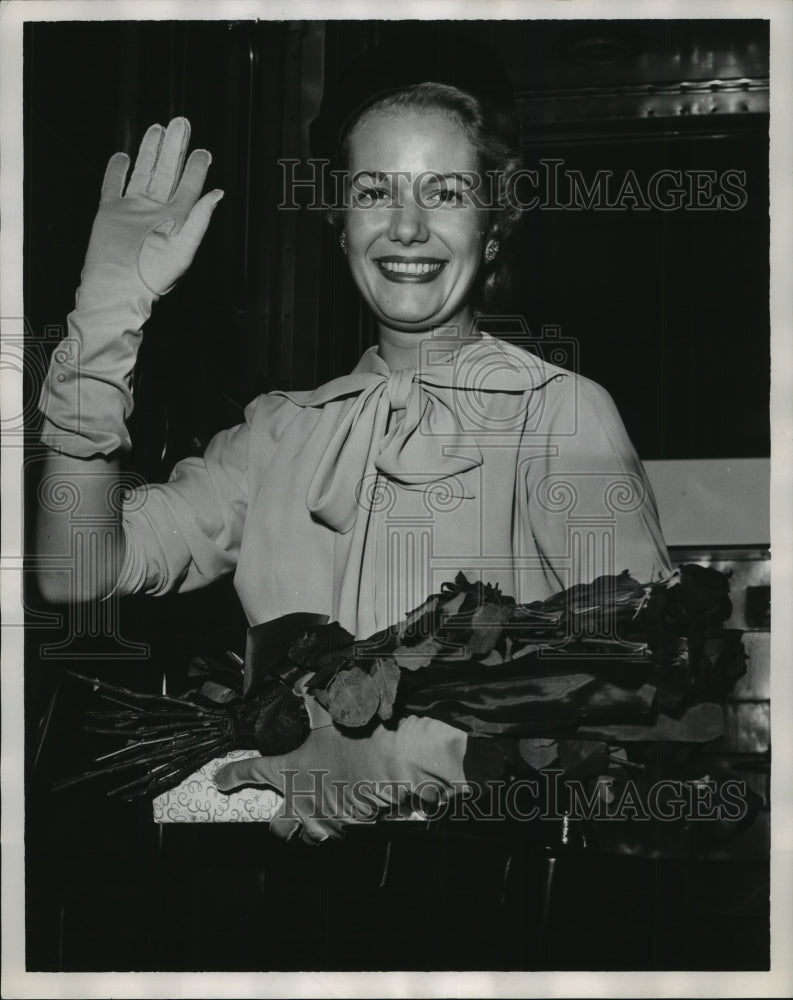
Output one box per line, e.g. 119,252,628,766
39,117,223,459
81,117,224,299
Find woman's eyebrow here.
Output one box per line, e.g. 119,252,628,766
353,171,474,185
354,170,395,183
428,172,476,186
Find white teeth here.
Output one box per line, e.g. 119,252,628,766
379,261,443,275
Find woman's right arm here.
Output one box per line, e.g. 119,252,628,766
35,118,224,603
36,452,124,604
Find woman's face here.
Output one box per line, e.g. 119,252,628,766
344,109,486,337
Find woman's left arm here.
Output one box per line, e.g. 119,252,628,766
523,373,672,593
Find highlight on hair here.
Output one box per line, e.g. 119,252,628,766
332,81,524,310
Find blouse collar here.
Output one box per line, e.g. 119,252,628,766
271,332,567,533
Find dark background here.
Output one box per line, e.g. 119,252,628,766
23,20,770,971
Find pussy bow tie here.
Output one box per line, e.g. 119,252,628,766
273,334,564,533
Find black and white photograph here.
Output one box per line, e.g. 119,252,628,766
2,1,792,997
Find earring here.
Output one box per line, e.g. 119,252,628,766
339,231,348,256
484,238,500,264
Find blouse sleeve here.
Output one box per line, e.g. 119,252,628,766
523,373,671,594
115,397,258,597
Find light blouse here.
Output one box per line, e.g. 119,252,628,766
117,332,671,639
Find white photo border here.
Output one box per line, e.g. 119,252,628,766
2,1,791,997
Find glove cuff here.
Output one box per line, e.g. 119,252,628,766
38,288,156,457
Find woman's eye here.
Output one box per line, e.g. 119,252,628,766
425,186,465,206
353,186,390,207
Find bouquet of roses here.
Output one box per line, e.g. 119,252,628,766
57,564,747,804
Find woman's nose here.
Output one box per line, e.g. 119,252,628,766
387,199,430,245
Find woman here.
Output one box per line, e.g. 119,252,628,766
36,83,670,842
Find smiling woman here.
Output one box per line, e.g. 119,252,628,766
35,49,670,843
20,19,775,979
346,109,485,349
335,81,524,345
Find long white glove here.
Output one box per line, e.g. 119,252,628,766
213,703,470,846
39,117,224,457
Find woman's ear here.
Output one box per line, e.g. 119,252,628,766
482,219,501,250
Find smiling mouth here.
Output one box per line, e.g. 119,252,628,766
375,257,447,283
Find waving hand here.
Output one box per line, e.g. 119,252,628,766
82,117,224,298
40,116,224,459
